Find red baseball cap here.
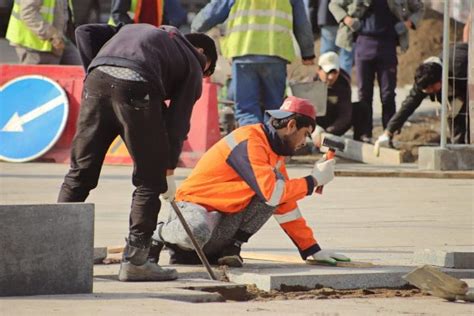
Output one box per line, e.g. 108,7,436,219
267,96,316,121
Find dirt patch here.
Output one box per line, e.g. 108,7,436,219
373,115,441,162
245,284,428,301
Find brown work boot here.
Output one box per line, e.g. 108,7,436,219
217,243,243,268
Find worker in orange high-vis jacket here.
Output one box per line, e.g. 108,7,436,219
148,96,351,267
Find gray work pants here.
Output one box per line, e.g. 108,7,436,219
15,40,81,65
155,196,276,257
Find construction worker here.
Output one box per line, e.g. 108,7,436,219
6,0,81,65
374,43,470,152
109,0,187,28
329,0,424,142
57,23,218,281
191,0,316,126
149,96,351,267
313,51,352,137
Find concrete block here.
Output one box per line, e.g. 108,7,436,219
0,204,94,296
94,247,107,264
321,133,402,165
414,249,474,269
225,263,474,291
418,146,474,170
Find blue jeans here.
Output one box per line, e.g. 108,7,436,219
232,62,287,126
320,26,354,76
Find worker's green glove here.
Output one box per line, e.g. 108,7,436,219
310,249,351,266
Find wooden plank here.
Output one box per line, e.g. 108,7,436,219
241,252,374,268
321,133,402,165
107,245,124,254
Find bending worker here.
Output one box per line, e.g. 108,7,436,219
148,96,350,267
191,0,315,126
375,42,470,152
313,51,352,137
58,23,217,281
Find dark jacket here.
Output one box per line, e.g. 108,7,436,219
315,69,352,135
75,23,207,168
386,43,468,135
316,0,338,27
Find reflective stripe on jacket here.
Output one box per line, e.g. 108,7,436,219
176,124,319,256
220,0,296,62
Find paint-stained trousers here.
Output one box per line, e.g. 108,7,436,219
155,196,276,262
58,69,169,240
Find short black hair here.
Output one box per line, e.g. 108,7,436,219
184,33,218,76
270,113,316,131
414,62,442,89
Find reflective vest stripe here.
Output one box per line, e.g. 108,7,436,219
266,178,285,206
228,9,292,21
274,207,302,224
224,133,238,150
227,23,291,34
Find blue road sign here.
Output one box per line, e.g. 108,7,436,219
0,75,69,162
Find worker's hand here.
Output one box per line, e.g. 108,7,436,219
161,175,176,201
311,125,325,148
50,27,64,50
311,159,335,187
310,249,351,266
373,132,392,157
343,16,354,27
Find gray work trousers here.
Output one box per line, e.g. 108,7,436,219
154,196,276,257
15,40,81,65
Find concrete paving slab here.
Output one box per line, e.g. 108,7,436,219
418,145,474,170
93,263,246,302
414,249,474,269
0,203,94,296
225,262,474,291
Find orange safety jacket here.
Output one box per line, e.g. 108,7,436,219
176,123,321,259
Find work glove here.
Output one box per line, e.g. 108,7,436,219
161,175,176,201
310,249,351,266
49,28,65,55
311,125,325,148
311,159,335,187
373,133,391,157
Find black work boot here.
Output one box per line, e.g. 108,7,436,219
118,235,177,282
217,240,243,268
147,239,165,264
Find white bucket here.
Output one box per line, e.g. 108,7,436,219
289,80,328,117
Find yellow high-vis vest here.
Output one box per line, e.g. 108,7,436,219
6,0,73,52
220,0,295,62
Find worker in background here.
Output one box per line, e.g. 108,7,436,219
109,0,187,28
6,0,81,65
148,96,350,268
312,0,354,76
312,51,352,138
329,0,424,143
374,43,470,152
191,0,316,127
58,23,218,281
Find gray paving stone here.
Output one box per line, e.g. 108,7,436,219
413,249,474,269
0,204,94,296
225,263,474,291
418,146,474,170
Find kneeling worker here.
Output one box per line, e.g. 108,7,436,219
149,96,350,267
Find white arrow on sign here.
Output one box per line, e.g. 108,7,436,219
1,95,65,132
